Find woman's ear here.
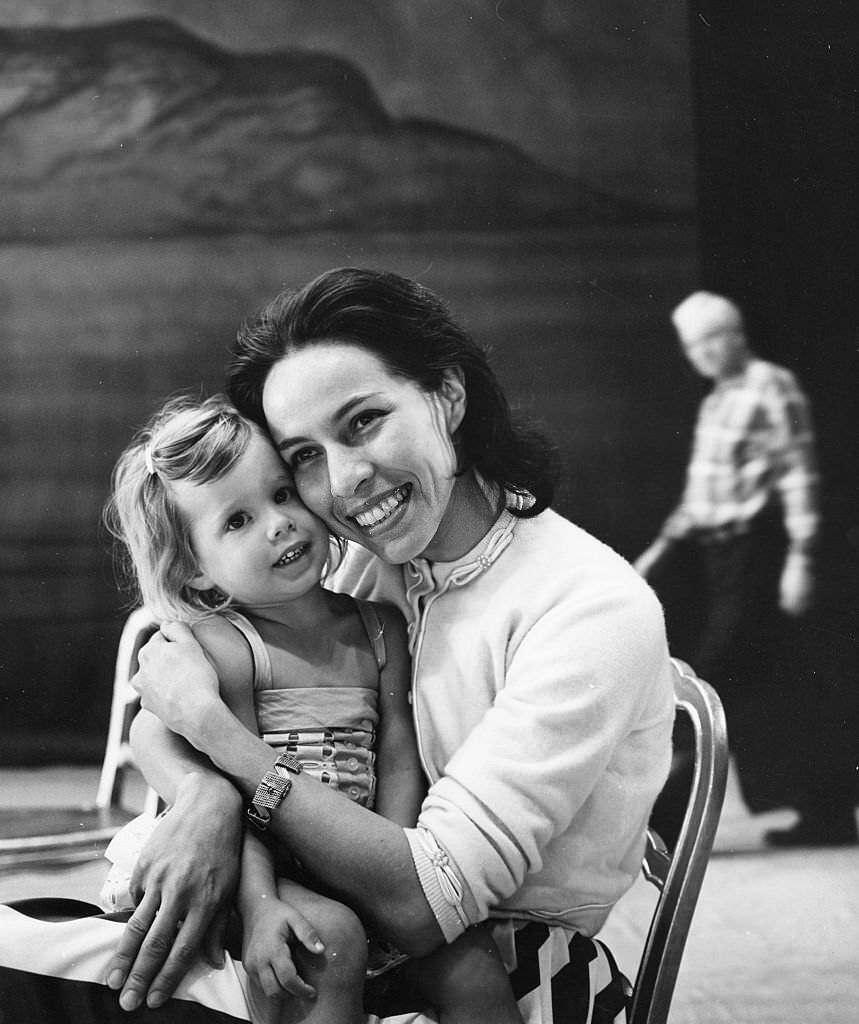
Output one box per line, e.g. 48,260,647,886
437,367,467,435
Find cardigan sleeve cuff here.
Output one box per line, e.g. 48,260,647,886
405,826,473,944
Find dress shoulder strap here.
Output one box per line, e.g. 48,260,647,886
219,608,275,690
354,599,387,673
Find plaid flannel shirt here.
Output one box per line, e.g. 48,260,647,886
662,358,820,552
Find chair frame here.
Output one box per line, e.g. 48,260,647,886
627,658,729,1024
95,606,160,817
0,607,160,871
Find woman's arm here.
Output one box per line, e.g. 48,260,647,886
133,622,443,955
371,604,426,828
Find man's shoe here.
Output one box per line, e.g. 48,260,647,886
764,818,858,849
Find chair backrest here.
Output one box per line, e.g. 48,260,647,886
627,658,729,1024
96,606,162,818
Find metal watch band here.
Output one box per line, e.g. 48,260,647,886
247,751,303,831
272,751,303,776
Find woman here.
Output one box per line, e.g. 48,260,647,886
2,269,675,1024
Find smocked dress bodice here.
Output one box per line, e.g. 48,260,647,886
221,604,385,810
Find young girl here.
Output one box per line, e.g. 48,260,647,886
104,393,523,1024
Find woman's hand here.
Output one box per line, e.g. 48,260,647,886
106,773,243,1011
133,621,221,745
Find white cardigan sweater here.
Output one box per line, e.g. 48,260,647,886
329,506,674,941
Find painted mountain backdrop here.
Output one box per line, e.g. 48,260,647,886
1,1,694,212
0,18,665,240
0,5,697,762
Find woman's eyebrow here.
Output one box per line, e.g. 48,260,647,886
275,393,384,451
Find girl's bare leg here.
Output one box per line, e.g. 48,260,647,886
267,879,367,1024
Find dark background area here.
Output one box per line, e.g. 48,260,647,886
683,3,857,751
0,2,855,775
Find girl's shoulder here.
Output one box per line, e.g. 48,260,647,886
189,612,255,687
329,594,408,678
360,599,410,675
328,590,406,633
349,595,407,637
363,597,408,636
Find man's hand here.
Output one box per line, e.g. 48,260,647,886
133,621,221,745
106,774,243,1011
779,551,815,616
634,537,673,579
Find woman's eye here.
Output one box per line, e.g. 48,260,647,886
352,409,383,432
226,512,248,531
290,447,318,468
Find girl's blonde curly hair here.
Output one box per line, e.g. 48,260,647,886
104,393,260,621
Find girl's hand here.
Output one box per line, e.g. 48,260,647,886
133,621,221,744
242,896,325,1001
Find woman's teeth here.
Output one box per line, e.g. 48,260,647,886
354,486,410,528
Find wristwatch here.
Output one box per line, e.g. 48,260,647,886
247,751,303,831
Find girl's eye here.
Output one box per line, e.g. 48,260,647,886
226,512,248,531
274,486,292,504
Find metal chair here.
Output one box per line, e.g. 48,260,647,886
627,658,729,1024
0,607,160,871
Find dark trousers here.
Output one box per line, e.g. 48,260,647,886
649,513,856,845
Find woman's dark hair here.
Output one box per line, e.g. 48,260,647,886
226,267,560,516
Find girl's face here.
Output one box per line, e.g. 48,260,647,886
170,431,330,611
262,342,468,564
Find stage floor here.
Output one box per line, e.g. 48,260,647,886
1,762,857,1023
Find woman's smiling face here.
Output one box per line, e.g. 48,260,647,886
262,342,467,564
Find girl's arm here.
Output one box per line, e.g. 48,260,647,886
190,620,287,931
195,620,328,1002
129,616,255,807
372,604,426,828
130,709,236,805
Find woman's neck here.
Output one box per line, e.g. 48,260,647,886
419,469,504,563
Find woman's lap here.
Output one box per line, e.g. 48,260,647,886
367,922,627,1024
0,900,252,1023
0,902,628,1024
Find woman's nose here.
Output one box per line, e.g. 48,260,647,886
327,446,372,499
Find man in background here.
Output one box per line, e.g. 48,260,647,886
637,290,856,847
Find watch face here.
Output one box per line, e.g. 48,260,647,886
263,771,291,801
248,768,293,831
